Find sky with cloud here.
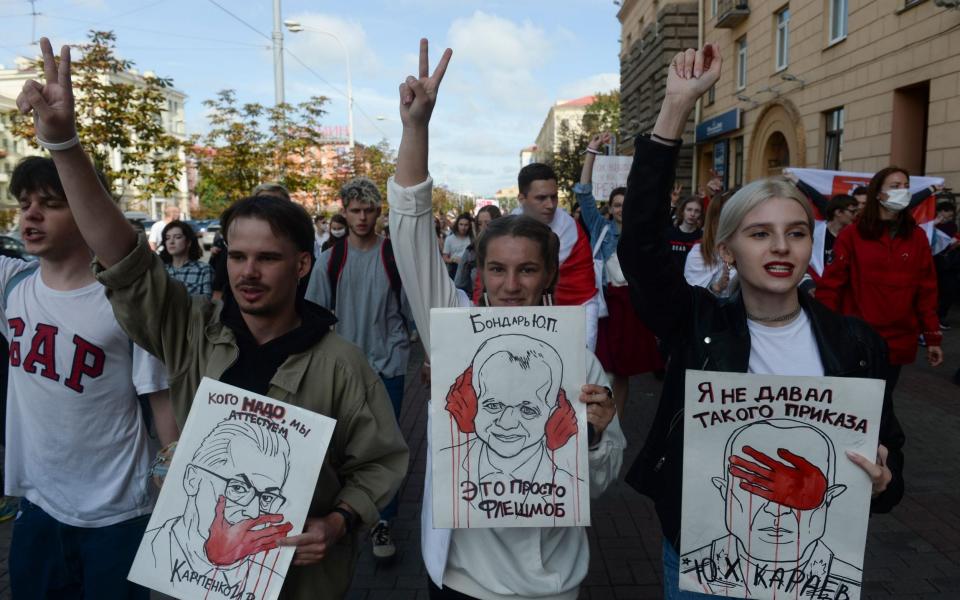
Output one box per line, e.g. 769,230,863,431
0,0,622,196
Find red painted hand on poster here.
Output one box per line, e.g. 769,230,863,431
446,365,478,433
544,389,577,451
204,495,293,566
728,445,828,510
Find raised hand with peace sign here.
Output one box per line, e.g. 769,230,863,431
16,37,78,148
396,38,452,187
398,38,452,130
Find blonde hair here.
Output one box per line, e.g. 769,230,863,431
715,177,814,248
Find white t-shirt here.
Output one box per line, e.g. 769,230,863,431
148,220,167,250
1,258,169,527
747,309,825,377
443,233,471,262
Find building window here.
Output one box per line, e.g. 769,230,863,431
775,7,790,71
707,85,716,106
829,0,848,43
711,0,718,17
824,107,844,170
736,37,748,90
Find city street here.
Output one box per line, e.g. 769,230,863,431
0,329,957,600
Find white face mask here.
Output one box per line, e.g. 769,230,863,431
330,228,347,238
880,188,911,212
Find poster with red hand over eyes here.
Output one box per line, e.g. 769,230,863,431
679,370,884,599
430,306,588,529
128,378,335,600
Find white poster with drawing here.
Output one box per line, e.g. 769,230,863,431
592,155,632,203
430,306,588,529
679,370,885,599
128,377,335,600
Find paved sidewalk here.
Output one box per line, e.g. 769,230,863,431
0,331,957,599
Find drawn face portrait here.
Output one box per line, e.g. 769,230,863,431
712,423,846,563
473,352,553,458
185,436,288,534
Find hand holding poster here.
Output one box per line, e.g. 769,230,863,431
430,306,589,529
679,370,884,600
128,378,336,600
591,155,633,203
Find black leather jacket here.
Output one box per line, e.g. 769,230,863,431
618,136,906,549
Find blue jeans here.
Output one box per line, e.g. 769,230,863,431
379,374,405,522
662,538,715,599
10,498,151,599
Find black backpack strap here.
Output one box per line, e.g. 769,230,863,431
380,238,406,327
326,238,348,312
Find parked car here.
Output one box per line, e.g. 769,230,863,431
201,220,221,250
0,235,35,261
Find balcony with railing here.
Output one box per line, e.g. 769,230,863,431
716,0,750,28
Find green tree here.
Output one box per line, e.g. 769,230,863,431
549,90,621,206
8,30,183,209
189,91,329,216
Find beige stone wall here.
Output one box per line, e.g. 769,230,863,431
699,0,960,188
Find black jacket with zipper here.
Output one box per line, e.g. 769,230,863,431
618,135,906,550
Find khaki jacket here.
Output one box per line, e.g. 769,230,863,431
94,239,409,599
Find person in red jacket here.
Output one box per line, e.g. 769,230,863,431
818,166,944,394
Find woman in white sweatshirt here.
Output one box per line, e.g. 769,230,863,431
387,39,626,600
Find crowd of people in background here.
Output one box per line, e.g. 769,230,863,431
0,34,958,600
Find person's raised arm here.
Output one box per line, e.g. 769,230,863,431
17,38,135,267
395,38,451,187
618,45,721,344
575,133,611,241
388,39,459,355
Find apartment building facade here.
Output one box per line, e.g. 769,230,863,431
696,0,960,189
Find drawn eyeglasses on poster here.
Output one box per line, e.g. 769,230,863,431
128,378,335,600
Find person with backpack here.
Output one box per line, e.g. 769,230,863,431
305,176,411,562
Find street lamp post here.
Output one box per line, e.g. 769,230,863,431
284,20,354,150
272,0,284,106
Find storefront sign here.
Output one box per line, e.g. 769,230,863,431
696,108,741,143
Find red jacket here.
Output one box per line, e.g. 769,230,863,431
817,224,942,365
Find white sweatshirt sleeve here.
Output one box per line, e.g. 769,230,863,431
388,176,470,358
585,352,626,498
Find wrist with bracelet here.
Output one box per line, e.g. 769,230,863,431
35,132,80,152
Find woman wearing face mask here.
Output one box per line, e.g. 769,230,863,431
389,39,625,600
617,44,904,599
321,214,348,252
817,167,945,395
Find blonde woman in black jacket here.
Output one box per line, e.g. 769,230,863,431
618,45,904,599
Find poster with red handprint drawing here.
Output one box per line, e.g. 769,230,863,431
128,378,335,600
429,306,588,529
679,370,885,599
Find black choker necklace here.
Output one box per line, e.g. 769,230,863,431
746,306,802,323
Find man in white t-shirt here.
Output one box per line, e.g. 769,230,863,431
2,155,174,598
148,203,181,252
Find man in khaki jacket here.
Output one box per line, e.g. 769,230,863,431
16,37,408,599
